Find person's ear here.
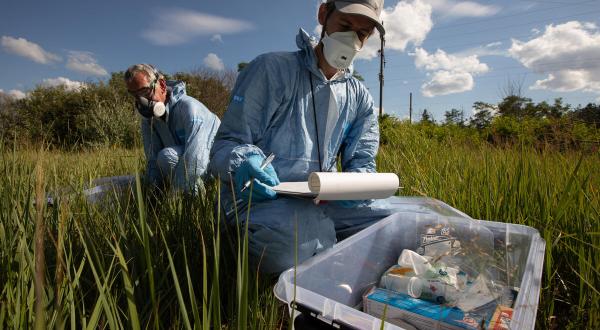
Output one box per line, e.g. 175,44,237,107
158,78,166,92
318,3,328,26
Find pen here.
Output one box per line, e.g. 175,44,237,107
240,153,275,192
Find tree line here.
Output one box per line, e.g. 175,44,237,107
0,69,234,149
412,95,599,151
0,69,598,151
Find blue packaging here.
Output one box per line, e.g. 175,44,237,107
364,287,497,330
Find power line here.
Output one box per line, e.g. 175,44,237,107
358,56,600,87
509,0,596,6
380,56,600,83
425,8,600,42
431,0,598,31
357,10,600,75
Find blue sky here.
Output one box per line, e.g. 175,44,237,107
1,0,600,120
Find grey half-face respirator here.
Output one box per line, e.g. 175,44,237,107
135,94,166,119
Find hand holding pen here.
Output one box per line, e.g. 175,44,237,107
227,153,278,217
240,153,276,192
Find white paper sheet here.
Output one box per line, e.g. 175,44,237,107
308,172,400,201
273,173,399,200
308,172,399,200
273,182,316,197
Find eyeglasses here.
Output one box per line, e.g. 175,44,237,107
127,80,156,99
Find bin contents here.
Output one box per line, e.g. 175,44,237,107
363,222,519,330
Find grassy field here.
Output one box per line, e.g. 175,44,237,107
1,122,599,329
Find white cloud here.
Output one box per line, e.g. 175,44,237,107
315,0,498,63
66,51,108,76
142,8,254,46
471,102,498,116
446,1,500,17
0,88,27,100
425,0,500,18
414,48,489,73
8,89,26,99
421,70,473,97
486,41,502,48
454,41,507,58
358,0,434,60
1,36,61,64
203,53,225,71
472,107,496,117
413,48,489,97
41,77,86,92
509,21,600,95
210,34,223,43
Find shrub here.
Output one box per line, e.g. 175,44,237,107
173,69,236,119
0,69,235,150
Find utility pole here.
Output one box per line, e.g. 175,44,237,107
409,92,413,124
378,23,385,118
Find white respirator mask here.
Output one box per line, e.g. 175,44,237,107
321,31,363,70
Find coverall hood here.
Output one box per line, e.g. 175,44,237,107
164,80,187,119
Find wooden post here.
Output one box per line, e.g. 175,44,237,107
409,92,413,124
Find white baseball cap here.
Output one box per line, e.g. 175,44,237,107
326,0,385,35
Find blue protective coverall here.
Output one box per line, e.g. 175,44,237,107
142,80,220,195
210,29,403,273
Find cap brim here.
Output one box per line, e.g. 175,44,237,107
334,2,385,35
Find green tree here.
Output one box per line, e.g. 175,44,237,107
497,78,532,119
533,100,551,118
0,94,19,142
107,71,131,100
497,95,532,119
443,108,464,126
469,102,495,129
549,98,570,118
173,69,235,118
571,103,600,127
420,109,434,124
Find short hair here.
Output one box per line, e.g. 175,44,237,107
124,64,163,85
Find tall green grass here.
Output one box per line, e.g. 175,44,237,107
0,146,284,329
1,121,598,328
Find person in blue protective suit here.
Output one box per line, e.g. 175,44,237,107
210,0,405,274
125,64,220,195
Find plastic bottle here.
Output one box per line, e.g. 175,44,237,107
380,273,424,298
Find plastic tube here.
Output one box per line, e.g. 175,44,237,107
380,274,424,298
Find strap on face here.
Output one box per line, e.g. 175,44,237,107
146,64,160,88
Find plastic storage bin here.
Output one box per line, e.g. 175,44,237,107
83,175,136,205
46,175,136,208
274,197,545,330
